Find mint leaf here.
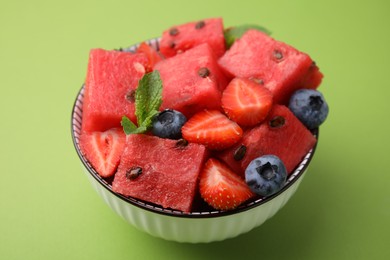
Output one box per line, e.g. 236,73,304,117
224,25,272,49
138,110,159,131
135,70,163,124
121,116,137,135
121,70,163,135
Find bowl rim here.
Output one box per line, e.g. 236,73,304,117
71,39,319,219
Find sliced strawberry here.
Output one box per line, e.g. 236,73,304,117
199,158,255,211
221,78,273,127
136,42,163,72
181,110,243,150
79,128,126,178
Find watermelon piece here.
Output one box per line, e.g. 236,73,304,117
217,105,317,177
79,128,126,178
218,30,323,104
112,134,208,212
299,62,323,89
82,49,149,132
154,43,228,118
160,18,226,58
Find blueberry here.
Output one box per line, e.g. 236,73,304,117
288,89,329,129
245,155,287,197
152,109,187,139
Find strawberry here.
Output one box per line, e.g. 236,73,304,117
221,77,273,127
136,42,163,72
199,158,254,211
79,128,126,178
181,110,243,150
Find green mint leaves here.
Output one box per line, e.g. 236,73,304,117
121,70,163,135
121,116,139,134
224,24,272,49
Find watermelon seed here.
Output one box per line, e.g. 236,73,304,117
169,27,179,36
169,41,176,49
198,67,210,78
233,144,247,161
126,166,142,180
125,90,136,102
273,50,283,61
175,138,189,148
269,116,285,128
249,77,264,85
195,20,206,29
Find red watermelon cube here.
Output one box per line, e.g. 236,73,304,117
218,30,323,104
160,18,226,58
82,49,149,132
154,43,228,118
112,134,208,212
217,105,317,176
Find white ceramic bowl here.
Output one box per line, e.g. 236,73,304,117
71,39,318,243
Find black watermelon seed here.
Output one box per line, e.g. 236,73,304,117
125,90,136,102
126,166,142,180
273,50,283,60
195,20,206,29
249,77,264,85
175,138,189,148
233,144,247,161
169,27,179,36
269,116,285,128
198,67,210,78
169,41,176,49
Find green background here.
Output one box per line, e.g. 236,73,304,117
1,0,389,259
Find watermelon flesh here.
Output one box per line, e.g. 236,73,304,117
154,43,228,118
218,30,323,104
217,105,317,177
112,134,208,212
160,17,226,58
82,49,149,132
299,62,323,89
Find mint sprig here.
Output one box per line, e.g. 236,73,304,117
121,70,163,135
224,24,272,49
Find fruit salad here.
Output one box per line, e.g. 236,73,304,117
78,17,328,213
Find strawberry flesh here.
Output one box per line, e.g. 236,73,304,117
199,158,254,211
181,110,243,150
79,128,126,178
222,78,273,126
136,42,163,72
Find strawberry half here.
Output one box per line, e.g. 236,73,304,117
181,110,243,150
79,128,126,178
199,158,254,211
221,77,273,127
136,42,163,72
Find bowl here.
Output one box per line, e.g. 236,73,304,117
71,38,318,243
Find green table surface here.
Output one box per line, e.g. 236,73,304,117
1,0,389,259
